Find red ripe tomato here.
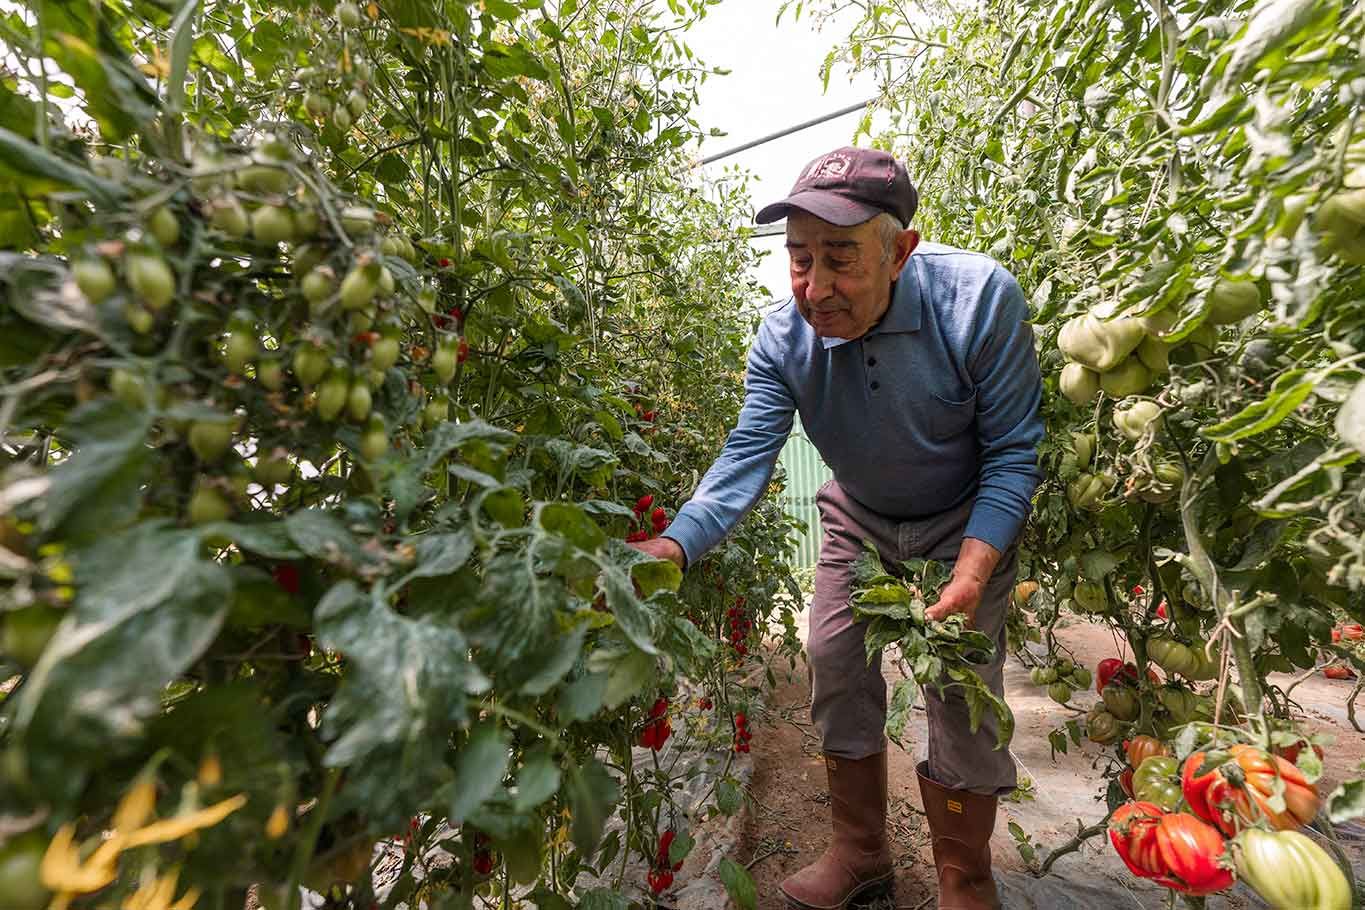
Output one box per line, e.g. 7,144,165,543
273,564,302,595
647,869,673,894
1153,813,1233,895
472,850,495,876
634,494,654,514
1124,735,1170,769
1156,601,1168,620
1324,665,1355,680
649,697,668,719
1109,801,1167,879
1182,745,1319,835
1342,622,1363,640
1275,739,1325,766
1331,628,1342,643
1096,658,1140,692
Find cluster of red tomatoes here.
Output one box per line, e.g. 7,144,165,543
1325,622,1362,679
732,711,752,753
1108,735,1343,904
726,596,752,657
624,494,669,543
646,829,685,894
638,696,672,751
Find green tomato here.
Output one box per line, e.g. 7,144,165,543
339,266,378,311
125,252,175,311
340,206,376,235
123,303,156,335
294,243,327,278
1071,666,1093,689
210,196,250,237
336,1,363,28
1058,313,1146,372
423,395,449,428
1066,472,1113,511
1157,685,1200,723
188,484,233,525
1086,708,1120,744
1207,278,1263,324
1059,361,1100,406
1132,755,1181,810
304,92,333,117
302,266,338,311
237,163,292,195
0,831,51,910
377,264,395,296
148,205,180,247
1147,637,1198,677
224,328,258,374
294,207,320,239
1101,684,1140,722
359,417,388,462
1070,432,1095,469
369,336,400,371
257,358,285,392
1135,334,1169,373
1099,356,1151,398
432,338,459,383
2,607,62,671
316,372,350,422
347,89,368,118
1030,666,1058,685
109,368,147,409
73,257,116,304
1235,828,1352,910
293,346,330,387
189,417,235,463
254,453,294,487
252,205,297,245
1047,681,1073,704
346,382,372,422
1112,399,1161,441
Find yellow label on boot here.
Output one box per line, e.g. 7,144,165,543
946,799,963,814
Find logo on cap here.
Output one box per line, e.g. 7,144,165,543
805,153,851,182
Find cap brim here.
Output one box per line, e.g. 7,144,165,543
754,190,882,226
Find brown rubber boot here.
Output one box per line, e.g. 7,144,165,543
916,761,1001,910
780,751,894,909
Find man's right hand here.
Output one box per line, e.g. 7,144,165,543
628,536,686,570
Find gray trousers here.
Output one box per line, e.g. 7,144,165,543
808,480,1018,796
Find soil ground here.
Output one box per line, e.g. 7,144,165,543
731,611,1365,910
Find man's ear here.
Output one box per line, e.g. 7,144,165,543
892,229,920,272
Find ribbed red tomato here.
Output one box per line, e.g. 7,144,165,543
1153,812,1234,895
1181,745,1319,835
1109,800,1167,880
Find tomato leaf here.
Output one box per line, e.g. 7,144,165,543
719,857,757,910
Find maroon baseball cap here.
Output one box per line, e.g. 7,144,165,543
756,146,918,228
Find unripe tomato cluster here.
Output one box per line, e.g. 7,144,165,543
1029,656,1090,703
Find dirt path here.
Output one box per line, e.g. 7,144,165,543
732,614,1365,909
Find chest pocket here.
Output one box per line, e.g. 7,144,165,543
928,388,977,441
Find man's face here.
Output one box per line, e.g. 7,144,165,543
786,211,918,340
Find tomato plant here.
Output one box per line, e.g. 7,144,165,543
0,1,801,906
798,0,1365,894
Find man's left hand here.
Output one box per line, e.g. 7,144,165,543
926,574,985,627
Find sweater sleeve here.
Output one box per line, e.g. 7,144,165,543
962,266,1044,551
663,324,796,566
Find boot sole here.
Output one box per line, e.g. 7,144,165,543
781,872,895,910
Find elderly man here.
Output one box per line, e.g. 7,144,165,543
631,146,1042,910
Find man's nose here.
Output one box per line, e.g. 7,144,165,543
802,264,834,304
